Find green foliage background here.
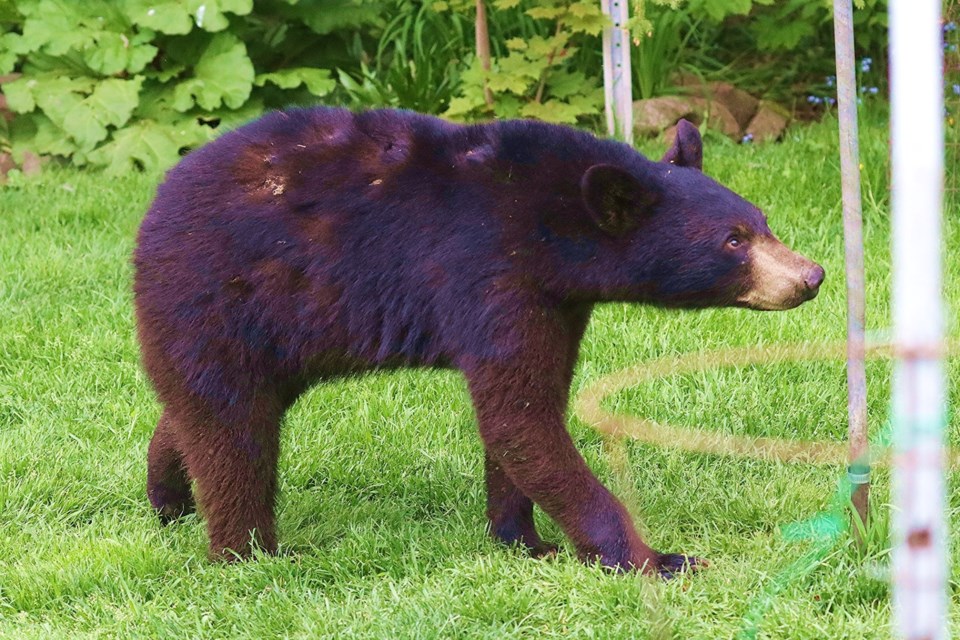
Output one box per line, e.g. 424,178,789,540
0,0,888,175
0,0,375,174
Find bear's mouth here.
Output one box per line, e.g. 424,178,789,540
736,237,823,311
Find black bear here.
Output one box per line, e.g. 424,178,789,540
135,108,823,576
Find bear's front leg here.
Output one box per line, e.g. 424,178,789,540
466,359,700,576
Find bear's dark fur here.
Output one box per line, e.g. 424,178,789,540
135,107,823,575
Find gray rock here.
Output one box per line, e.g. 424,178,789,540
682,81,759,130
632,97,699,138
688,96,742,140
745,101,791,143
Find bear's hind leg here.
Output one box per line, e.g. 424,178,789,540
485,453,557,557
175,398,282,561
147,409,195,522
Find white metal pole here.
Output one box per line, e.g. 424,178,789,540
890,0,948,638
832,0,870,541
601,0,633,144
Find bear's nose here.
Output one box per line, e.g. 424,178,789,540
804,264,825,291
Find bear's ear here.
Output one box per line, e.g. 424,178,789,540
661,119,703,171
580,164,659,235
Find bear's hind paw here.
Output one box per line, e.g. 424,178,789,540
148,485,196,524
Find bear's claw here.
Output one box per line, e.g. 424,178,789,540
656,553,707,580
528,541,560,558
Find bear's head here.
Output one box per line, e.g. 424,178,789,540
580,119,824,310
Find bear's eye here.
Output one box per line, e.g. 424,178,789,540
726,236,742,249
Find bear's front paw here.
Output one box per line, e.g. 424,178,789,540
656,553,707,580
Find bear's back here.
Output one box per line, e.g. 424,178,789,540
133,107,630,408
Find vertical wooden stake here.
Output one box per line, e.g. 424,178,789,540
475,0,494,108
832,0,869,545
601,0,632,144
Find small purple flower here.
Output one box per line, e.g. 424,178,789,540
826,97,836,106
741,133,754,144
945,21,957,32
868,86,879,95
860,57,872,72
807,95,823,105
826,75,836,87
953,84,960,95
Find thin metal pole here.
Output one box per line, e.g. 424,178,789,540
601,0,632,144
832,0,869,544
890,0,948,638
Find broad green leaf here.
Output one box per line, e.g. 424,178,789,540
127,42,160,73
0,33,24,73
546,69,590,99
254,68,335,96
133,82,184,121
126,0,193,35
491,93,521,119
172,33,253,111
84,32,158,75
0,50,15,75
87,119,186,175
526,34,568,59
127,0,252,34
0,0,21,22
189,0,254,32
34,76,143,149
443,96,480,119
525,6,564,20
565,11,607,35
2,76,40,112
568,1,602,18
493,0,521,9
487,54,540,94
83,77,144,130
292,0,381,35
144,62,187,83
4,74,96,115
486,73,533,95
18,0,92,55
458,57,486,87
211,97,265,129
9,113,79,158
504,38,527,51
564,89,603,112
520,99,588,124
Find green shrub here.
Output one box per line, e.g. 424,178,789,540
440,0,606,125
0,0,381,174
335,0,471,114
0,0,892,176
678,0,888,102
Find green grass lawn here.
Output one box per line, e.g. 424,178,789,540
1,114,958,639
